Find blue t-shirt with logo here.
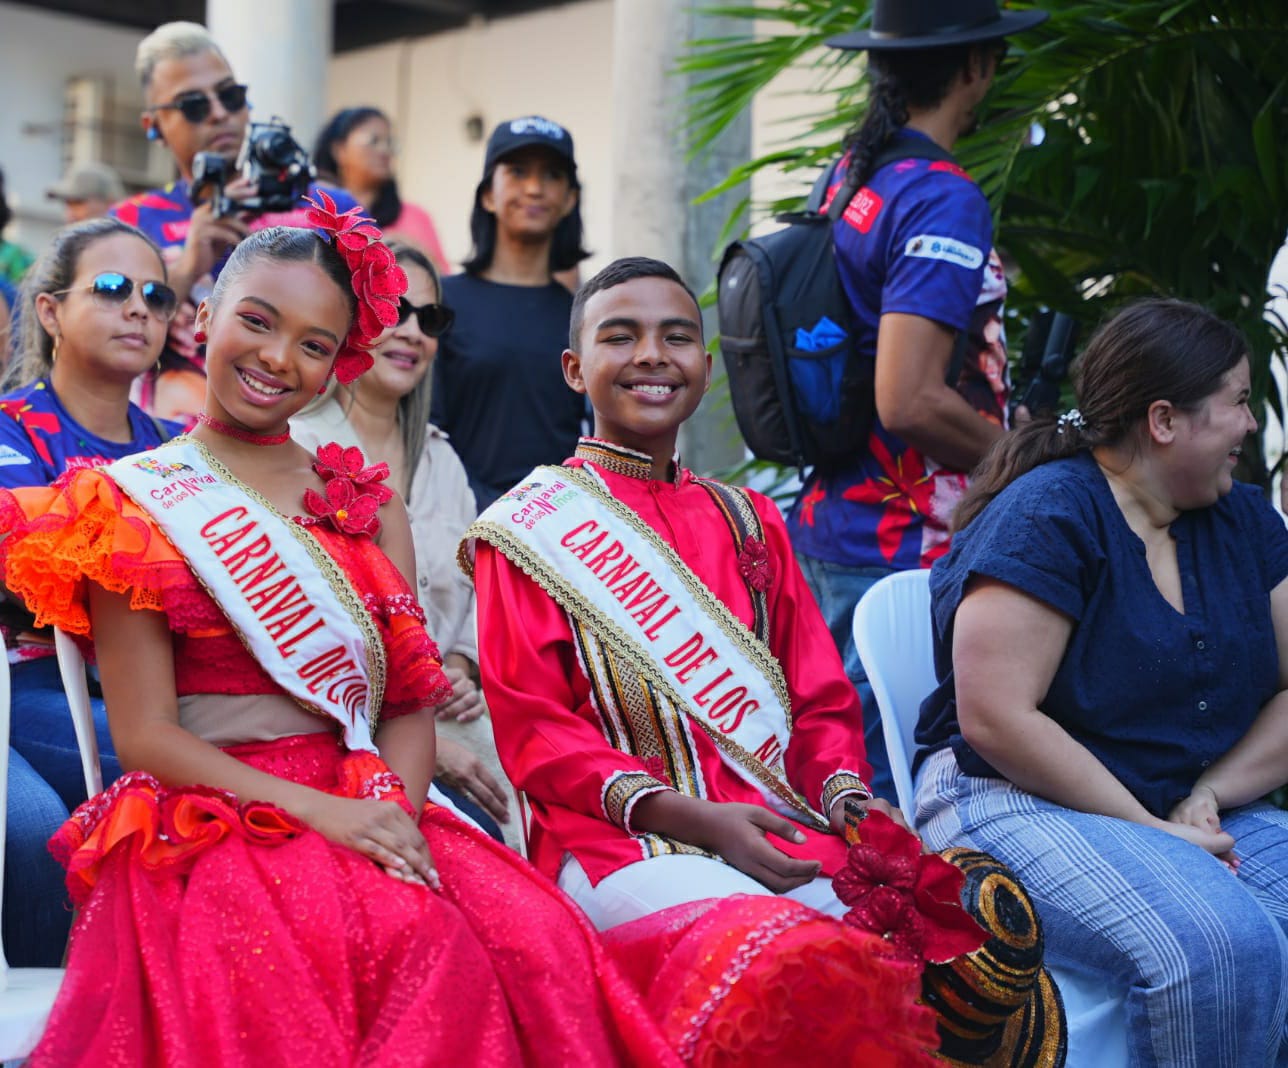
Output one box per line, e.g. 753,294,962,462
0,379,181,488
786,130,1008,571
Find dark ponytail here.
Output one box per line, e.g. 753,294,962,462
841,44,976,187
953,299,1249,531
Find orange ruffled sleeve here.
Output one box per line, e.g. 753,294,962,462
0,469,218,640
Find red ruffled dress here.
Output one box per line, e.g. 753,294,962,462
0,458,940,1068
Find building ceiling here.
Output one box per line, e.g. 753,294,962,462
6,0,565,51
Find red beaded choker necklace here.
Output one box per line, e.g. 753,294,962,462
196,412,291,447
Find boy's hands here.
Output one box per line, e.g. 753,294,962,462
692,802,822,892
632,792,821,893
828,796,914,837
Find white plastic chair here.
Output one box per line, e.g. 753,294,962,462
0,636,68,1060
851,568,1130,1068
54,630,103,800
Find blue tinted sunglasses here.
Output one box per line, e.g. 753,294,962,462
55,272,178,321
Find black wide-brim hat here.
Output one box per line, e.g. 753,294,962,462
827,0,1048,51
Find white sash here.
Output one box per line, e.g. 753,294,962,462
464,465,823,824
106,441,382,752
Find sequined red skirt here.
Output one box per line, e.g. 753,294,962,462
29,733,677,1067
31,733,938,1067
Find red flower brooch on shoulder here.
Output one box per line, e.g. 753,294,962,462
304,192,407,384
737,535,774,592
297,443,394,537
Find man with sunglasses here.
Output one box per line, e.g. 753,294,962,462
783,0,1047,804
111,21,358,421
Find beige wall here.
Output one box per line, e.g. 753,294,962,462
328,0,617,274
0,2,152,253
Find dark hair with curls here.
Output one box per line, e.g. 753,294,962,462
841,45,980,189
462,157,589,277
953,299,1249,531
313,107,402,229
568,256,701,351
210,226,357,324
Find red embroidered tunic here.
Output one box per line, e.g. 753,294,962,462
473,441,872,886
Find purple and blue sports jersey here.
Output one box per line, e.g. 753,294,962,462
0,379,182,662
0,379,181,489
110,180,361,421
786,130,1010,571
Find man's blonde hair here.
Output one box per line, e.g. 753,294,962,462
135,21,227,93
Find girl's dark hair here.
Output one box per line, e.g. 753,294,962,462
954,299,1249,530
841,44,978,188
461,163,589,276
210,227,356,323
8,217,165,389
313,107,402,229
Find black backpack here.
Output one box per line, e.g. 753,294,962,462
717,138,956,473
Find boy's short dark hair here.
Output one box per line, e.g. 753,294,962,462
569,256,703,350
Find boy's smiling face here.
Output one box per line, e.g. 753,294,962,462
563,276,712,460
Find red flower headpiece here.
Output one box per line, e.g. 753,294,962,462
304,191,408,384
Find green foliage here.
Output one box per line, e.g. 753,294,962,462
684,0,1288,487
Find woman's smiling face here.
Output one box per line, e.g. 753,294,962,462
358,260,438,404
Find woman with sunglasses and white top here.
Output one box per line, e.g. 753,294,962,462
292,242,514,841
0,216,181,965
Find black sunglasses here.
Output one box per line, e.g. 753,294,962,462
56,272,178,321
397,297,454,338
153,83,249,124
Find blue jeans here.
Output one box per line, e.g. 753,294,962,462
10,656,121,812
795,553,897,804
918,747,1288,1067
6,747,71,967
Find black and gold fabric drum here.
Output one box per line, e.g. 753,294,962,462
923,848,1067,1067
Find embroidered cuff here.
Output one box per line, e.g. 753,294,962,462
602,771,671,835
821,771,872,816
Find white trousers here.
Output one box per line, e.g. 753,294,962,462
557,854,845,931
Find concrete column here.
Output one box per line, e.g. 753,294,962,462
206,0,332,149
610,0,752,476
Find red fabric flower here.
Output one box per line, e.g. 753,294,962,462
300,477,382,537
305,189,381,251
835,810,988,965
313,443,394,504
844,885,927,962
737,536,774,592
304,192,408,385
834,841,918,904
641,756,673,787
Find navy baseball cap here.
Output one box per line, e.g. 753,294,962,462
481,116,578,185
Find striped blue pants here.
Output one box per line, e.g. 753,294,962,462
916,747,1288,1067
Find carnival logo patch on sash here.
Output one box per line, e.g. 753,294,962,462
133,457,197,478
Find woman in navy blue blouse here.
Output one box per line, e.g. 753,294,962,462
916,299,1288,1067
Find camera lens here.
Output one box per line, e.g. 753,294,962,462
257,131,297,168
